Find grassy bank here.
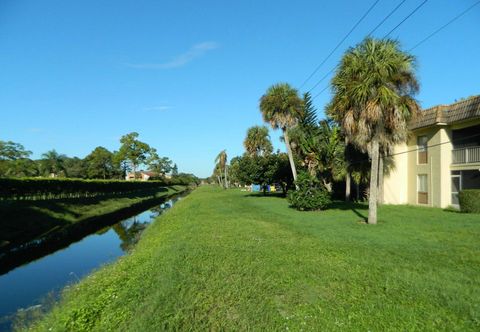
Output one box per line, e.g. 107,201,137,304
0,185,186,253
23,186,480,331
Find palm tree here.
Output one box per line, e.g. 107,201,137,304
215,150,228,189
327,38,419,224
41,149,66,177
243,126,273,157
259,83,304,183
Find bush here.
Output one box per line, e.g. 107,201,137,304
288,172,331,211
459,189,480,213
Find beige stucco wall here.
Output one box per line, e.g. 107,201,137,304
438,127,453,208
383,143,408,204
384,118,480,208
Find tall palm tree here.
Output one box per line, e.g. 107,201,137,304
259,83,304,183
215,150,228,189
243,126,273,157
327,38,419,224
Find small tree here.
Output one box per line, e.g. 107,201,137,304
85,146,114,179
117,132,152,179
147,149,173,177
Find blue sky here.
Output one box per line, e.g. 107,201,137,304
1,0,479,177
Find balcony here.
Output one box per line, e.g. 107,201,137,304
452,146,480,164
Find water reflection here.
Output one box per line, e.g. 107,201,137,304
0,193,185,331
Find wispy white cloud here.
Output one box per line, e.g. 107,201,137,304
143,105,172,112
28,128,44,133
126,41,219,69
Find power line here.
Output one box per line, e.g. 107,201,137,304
347,132,480,167
308,1,475,103
384,0,429,37
299,0,381,90
367,0,408,36
312,85,330,100
307,0,412,97
409,0,480,51
308,67,336,93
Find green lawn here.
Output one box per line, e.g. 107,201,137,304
22,186,480,331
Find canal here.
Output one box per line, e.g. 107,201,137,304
0,192,186,331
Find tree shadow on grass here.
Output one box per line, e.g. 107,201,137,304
329,201,368,222
243,192,287,198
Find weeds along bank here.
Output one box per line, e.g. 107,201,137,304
21,186,480,331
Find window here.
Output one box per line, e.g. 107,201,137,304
417,174,428,204
417,136,428,164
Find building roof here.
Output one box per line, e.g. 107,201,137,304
410,95,480,130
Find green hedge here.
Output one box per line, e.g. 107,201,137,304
459,189,480,213
0,178,175,200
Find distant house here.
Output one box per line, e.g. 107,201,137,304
125,171,157,181
384,95,480,208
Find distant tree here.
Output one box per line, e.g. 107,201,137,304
147,148,173,176
243,126,273,157
171,163,178,176
0,140,31,160
1,158,39,177
235,153,293,195
117,132,152,179
63,157,87,178
215,150,228,188
327,38,420,224
85,146,114,179
41,150,66,177
260,83,304,183
170,173,200,186
0,140,35,177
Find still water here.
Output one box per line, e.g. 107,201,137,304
0,194,184,331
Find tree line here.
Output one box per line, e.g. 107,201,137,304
0,132,182,180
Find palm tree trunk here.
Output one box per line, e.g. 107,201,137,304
283,128,298,186
345,137,350,201
368,138,379,225
378,156,384,205
345,172,351,202
224,165,228,189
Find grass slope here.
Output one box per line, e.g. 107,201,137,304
0,185,185,251
23,186,480,331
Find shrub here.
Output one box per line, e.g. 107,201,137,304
288,172,331,211
459,189,480,213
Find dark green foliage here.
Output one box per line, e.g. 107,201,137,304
40,150,67,176
233,153,293,193
170,173,200,186
117,132,153,176
459,190,480,213
84,147,115,179
300,92,318,130
0,178,194,200
288,172,331,210
63,157,87,179
0,140,31,160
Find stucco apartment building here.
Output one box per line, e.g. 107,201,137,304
384,95,480,208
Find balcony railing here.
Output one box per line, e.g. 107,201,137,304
452,146,480,164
